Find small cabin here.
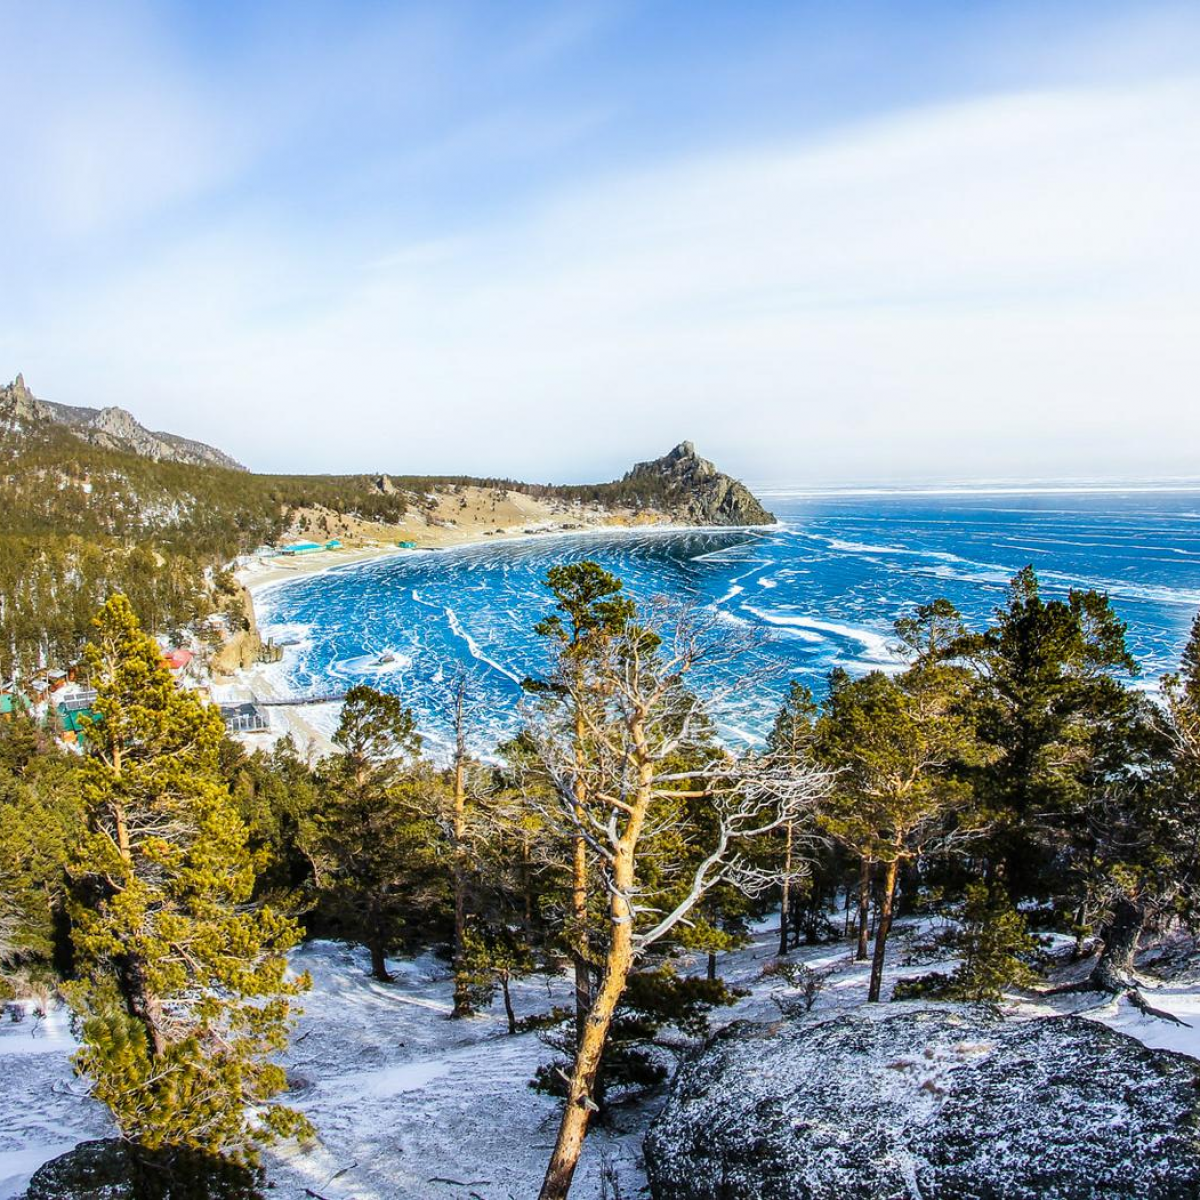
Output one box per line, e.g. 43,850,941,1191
58,696,100,744
325,539,342,550
279,542,324,556
219,702,270,733
397,540,416,549
163,648,194,674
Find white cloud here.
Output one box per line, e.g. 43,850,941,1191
7,74,1200,483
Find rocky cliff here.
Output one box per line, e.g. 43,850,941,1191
622,441,773,526
645,1004,1200,1199
1,374,246,471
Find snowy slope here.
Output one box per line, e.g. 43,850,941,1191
4,922,1199,1199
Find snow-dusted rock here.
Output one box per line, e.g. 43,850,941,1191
644,1004,1200,1199
23,1139,262,1199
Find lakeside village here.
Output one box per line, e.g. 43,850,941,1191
0,537,409,751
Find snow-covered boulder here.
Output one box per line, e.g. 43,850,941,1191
23,1139,263,1199
644,1004,1200,1199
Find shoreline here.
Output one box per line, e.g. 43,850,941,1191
225,518,776,756
237,518,778,597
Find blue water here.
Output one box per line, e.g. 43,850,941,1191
257,490,1200,756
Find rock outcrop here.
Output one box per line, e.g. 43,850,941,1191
623,442,773,526
1,375,246,471
24,1138,263,1199
645,1004,1200,1200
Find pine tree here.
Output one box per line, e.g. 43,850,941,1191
816,663,981,1002
529,578,829,1200
228,735,323,901
312,684,438,981
0,716,82,990
893,598,969,666
66,595,310,1159
765,682,819,954
962,566,1137,897
946,883,1038,1000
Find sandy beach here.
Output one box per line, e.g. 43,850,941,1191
234,484,672,593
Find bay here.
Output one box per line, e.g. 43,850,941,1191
257,489,1200,756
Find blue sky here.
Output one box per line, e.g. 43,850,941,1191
3,1,1199,482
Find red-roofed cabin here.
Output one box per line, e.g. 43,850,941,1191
164,649,194,673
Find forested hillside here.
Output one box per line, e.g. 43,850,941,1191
0,385,410,676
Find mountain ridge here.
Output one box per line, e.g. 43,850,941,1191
1,374,246,472
1,374,771,529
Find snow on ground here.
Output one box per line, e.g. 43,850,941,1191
0,1003,111,1200
3,919,1200,1200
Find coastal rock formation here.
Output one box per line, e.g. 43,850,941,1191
624,441,773,526
644,1005,1200,1200
0,375,246,471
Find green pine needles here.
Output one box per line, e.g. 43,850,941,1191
66,594,311,1159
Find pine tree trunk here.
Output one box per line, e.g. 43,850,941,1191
501,972,517,1035
1091,894,1145,992
522,832,535,927
451,697,473,1018
369,932,391,982
117,954,166,1057
571,709,591,1047
539,721,653,1200
856,856,871,961
778,821,793,956
110,777,161,1052
707,951,717,982
538,869,635,1200
867,857,899,1003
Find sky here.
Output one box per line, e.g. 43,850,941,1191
2,0,1199,484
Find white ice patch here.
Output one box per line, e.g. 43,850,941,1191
744,606,899,664
443,606,524,685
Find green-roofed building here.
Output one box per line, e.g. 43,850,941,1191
58,697,101,743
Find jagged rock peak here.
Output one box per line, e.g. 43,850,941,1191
625,441,773,526
0,375,247,472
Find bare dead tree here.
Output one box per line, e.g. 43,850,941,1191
523,598,833,1200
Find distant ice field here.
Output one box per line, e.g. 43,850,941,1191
257,491,1200,756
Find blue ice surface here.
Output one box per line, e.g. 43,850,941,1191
257,489,1200,756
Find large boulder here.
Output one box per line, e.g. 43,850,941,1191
24,1139,263,1200
644,1004,1200,1199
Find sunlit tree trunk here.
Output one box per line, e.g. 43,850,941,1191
856,856,871,961
538,734,651,1200
451,679,473,1018
571,708,591,1045
867,855,900,1002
